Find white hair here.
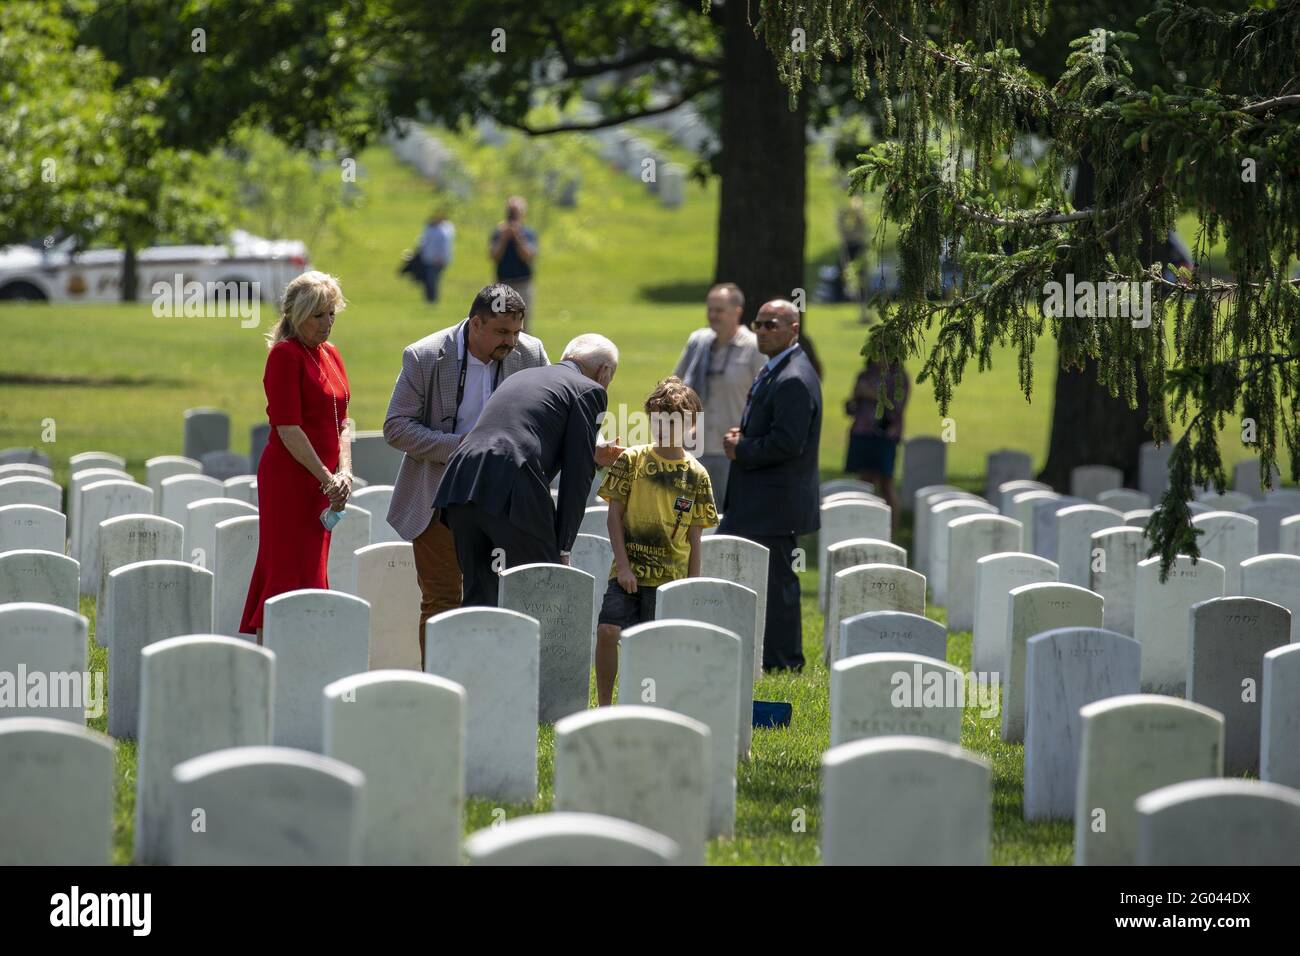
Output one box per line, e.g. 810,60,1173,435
561,333,619,370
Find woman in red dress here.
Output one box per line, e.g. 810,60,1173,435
240,271,354,640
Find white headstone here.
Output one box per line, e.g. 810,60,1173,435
929,499,998,604
840,610,946,663
826,564,927,661
1124,508,1155,528
1240,554,1300,643
77,480,154,589
464,812,679,866
159,473,223,531
0,476,62,512
499,563,595,723
900,437,946,503
985,450,1033,499
821,478,876,499
146,455,201,508
619,620,741,837
571,532,614,655
95,514,184,648
0,718,114,864
1135,779,1300,865
350,485,400,542
0,503,64,554
821,737,990,865
700,534,768,683
424,607,539,803
1262,644,1300,787
325,505,371,595
1010,490,1061,551
818,500,893,609
1001,582,1104,742
184,497,257,572
355,541,422,670
1237,502,1294,553
1191,511,1257,593
997,479,1050,514
1188,595,1289,775
135,635,274,864
1074,695,1224,865
212,516,259,637
946,514,1022,630
1030,494,1089,561
222,474,258,505
1134,554,1225,694
69,451,125,473
1284,514,1300,557
0,463,52,481
1023,627,1141,820
1138,441,1171,504
971,552,1058,674
821,537,906,621
1088,526,1145,637
68,467,131,559
1096,488,1151,513
0,602,90,723
1070,465,1123,501
324,671,466,865
263,588,369,750
915,489,978,577
183,407,230,461
200,451,251,481
350,430,403,486
830,652,964,747
1054,504,1125,588
168,746,364,865
0,549,78,611
579,505,609,537
554,707,710,866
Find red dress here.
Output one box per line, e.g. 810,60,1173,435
239,338,350,633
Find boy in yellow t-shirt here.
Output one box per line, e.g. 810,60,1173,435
595,377,718,705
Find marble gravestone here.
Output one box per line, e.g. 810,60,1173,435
1138,441,1172,504
263,588,370,751
840,610,948,663
1054,505,1125,588
1069,465,1122,502
554,707,711,866
945,514,1022,631
1096,489,1151,513
76,480,153,589
570,532,614,655
1009,490,1061,552
1239,554,1300,643
67,467,132,560
818,500,893,611
324,504,371,596
1283,515,1300,556
106,560,213,738
900,437,947,503
1240,502,1295,553
349,485,400,543
619,620,741,838
997,480,1049,515
424,607,539,804
830,652,964,747
825,564,926,663
0,476,62,512
821,736,991,866
69,451,125,473
1088,526,1145,637
821,537,905,612
984,449,1033,500
0,504,65,554
1030,495,1089,562
1188,596,1290,775
183,407,230,462
200,451,250,481
1022,627,1141,821
1134,555,1224,695
656,577,757,758
1135,779,1300,865
464,812,680,866
0,602,89,723
324,671,466,866
700,534,768,683
579,505,609,538
913,487,973,577
159,473,223,532
96,514,184,647
223,475,257,504
349,430,404,486
145,455,201,507
929,499,998,604
0,718,115,865
135,635,274,864
184,497,257,573
499,563,595,723
1074,695,1224,866
212,516,259,637
1001,582,1103,743
355,541,423,671
971,552,1057,675
168,746,364,865
0,549,79,611
1262,645,1300,787
1190,511,1258,594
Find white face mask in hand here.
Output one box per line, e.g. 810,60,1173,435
320,506,346,530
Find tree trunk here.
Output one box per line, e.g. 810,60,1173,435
121,243,138,302
714,0,821,375
1037,153,1151,490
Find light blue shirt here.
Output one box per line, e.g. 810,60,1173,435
419,221,455,266
762,340,800,375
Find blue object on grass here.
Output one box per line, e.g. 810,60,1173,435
753,700,792,729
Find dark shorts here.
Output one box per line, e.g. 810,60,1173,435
598,578,658,630
845,433,899,476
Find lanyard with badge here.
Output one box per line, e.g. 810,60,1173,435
440,318,504,433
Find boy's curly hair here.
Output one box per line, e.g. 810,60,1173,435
644,376,703,416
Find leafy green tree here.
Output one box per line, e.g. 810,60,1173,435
756,0,1299,571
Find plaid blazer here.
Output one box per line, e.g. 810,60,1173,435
383,322,549,540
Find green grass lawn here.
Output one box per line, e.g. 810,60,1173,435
2,122,1273,864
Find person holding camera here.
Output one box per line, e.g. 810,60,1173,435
489,196,539,331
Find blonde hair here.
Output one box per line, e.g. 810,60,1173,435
268,271,346,347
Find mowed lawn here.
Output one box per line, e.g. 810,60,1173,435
1,124,1279,864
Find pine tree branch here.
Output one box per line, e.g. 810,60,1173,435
491,81,721,135
1239,94,1300,115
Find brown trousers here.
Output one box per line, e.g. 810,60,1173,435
412,510,463,664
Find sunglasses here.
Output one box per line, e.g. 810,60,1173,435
753,319,783,330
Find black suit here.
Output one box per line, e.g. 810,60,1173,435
433,360,607,606
719,342,821,670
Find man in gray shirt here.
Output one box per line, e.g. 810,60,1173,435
673,282,766,504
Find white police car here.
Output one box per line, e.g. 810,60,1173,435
0,230,309,303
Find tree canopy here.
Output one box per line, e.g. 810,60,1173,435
754,0,1300,574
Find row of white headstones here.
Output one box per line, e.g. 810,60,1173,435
2,454,1300,864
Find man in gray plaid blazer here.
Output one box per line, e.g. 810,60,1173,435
383,284,549,662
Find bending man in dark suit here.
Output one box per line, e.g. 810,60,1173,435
433,334,618,607
719,299,822,671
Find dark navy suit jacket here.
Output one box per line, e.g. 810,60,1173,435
432,360,606,551
719,343,822,537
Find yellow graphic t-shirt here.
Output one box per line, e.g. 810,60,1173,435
598,445,719,587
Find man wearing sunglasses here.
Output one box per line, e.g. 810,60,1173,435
719,299,823,672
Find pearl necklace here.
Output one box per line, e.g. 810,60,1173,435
298,338,349,437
